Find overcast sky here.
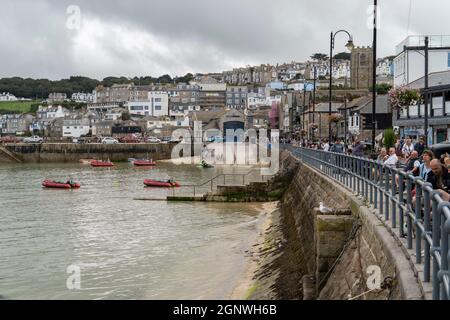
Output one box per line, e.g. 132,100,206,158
0,0,447,80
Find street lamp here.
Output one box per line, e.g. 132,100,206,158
329,30,354,143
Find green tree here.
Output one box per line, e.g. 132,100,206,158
333,52,351,60
121,111,131,121
310,53,329,61
383,129,395,149
374,83,392,95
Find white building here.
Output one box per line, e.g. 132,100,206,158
104,108,126,121
247,93,282,110
394,35,450,87
127,92,169,117
0,92,18,101
36,105,68,119
62,118,91,138
71,92,95,103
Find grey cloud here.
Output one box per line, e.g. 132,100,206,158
0,0,448,79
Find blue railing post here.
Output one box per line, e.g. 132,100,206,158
406,176,414,250
431,193,441,300
415,182,423,264
391,170,397,228
384,168,390,221
440,204,449,300
398,173,405,238
423,183,433,283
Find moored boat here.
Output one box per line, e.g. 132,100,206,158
79,159,95,165
91,160,114,167
134,160,157,167
143,179,180,188
42,180,81,189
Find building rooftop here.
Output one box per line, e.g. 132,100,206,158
396,35,450,54
408,70,450,89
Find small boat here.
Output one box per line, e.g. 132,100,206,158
91,160,114,167
144,179,180,188
197,161,214,168
128,158,136,163
42,180,81,189
79,159,95,165
134,159,157,167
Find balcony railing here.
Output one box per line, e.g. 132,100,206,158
285,146,450,300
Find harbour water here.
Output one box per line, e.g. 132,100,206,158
0,162,263,300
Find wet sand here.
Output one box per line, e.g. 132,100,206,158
228,202,278,300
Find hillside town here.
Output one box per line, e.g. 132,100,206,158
1,35,449,148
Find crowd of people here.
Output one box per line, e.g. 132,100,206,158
284,134,450,212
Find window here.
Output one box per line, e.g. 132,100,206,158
155,106,162,111
445,92,450,115
409,105,418,118
432,95,444,117
155,98,162,102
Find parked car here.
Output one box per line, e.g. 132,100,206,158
146,137,161,143
0,136,21,144
73,137,89,144
23,136,43,144
119,134,140,144
101,137,119,144
431,142,450,160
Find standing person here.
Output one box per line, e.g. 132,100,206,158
323,139,330,152
395,138,403,157
404,151,421,177
377,148,387,162
419,150,434,181
331,139,344,154
414,137,426,157
352,138,365,157
384,147,399,168
401,137,415,159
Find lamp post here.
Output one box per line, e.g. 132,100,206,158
329,30,354,143
312,66,317,143
371,0,378,152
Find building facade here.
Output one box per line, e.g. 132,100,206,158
394,35,450,88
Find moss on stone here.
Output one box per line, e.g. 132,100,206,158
244,282,259,300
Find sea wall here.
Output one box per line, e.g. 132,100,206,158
0,143,180,163
248,151,423,300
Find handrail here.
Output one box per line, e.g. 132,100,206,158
285,145,450,300
172,168,271,197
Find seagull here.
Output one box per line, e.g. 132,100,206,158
319,202,333,213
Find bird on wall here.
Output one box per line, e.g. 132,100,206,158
319,202,333,214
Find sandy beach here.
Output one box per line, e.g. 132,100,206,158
228,201,278,300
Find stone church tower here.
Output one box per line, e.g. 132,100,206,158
351,47,373,90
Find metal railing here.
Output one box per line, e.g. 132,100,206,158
171,168,273,197
286,146,450,300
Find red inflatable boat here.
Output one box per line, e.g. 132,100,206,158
134,160,157,167
42,180,81,189
91,160,114,167
143,179,180,188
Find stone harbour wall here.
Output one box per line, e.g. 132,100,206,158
0,143,177,163
249,151,423,300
